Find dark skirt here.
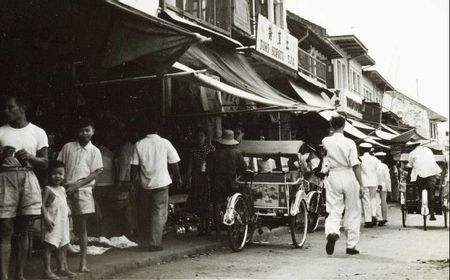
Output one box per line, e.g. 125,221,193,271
188,172,210,214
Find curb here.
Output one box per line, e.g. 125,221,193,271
74,226,289,279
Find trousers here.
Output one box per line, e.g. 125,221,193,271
361,186,376,223
325,168,361,249
140,186,169,247
375,191,388,221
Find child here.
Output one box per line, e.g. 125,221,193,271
42,160,77,280
57,118,103,272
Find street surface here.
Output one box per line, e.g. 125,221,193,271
114,204,449,279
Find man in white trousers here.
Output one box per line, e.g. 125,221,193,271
322,115,363,255
359,142,380,228
374,152,391,226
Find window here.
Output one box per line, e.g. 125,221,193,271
255,0,285,28
166,0,231,33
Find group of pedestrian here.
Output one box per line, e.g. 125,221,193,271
359,142,391,228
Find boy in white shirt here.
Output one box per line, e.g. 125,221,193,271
57,119,103,272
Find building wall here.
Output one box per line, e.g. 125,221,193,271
383,92,430,137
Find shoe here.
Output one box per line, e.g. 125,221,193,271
59,270,77,278
371,217,377,226
148,246,163,252
364,222,373,228
325,233,339,255
346,248,360,255
378,221,386,226
430,215,436,221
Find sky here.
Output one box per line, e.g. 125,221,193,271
286,0,449,122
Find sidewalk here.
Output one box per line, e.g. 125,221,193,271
24,233,223,280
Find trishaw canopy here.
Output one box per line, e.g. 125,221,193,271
237,140,304,157
394,153,447,163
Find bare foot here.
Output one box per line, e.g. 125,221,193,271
59,269,77,278
78,266,91,273
43,271,59,280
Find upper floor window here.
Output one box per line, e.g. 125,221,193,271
351,70,360,93
255,0,285,28
165,0,231,33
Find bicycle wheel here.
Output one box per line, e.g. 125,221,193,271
227,196,249,252
291,200,308,248
308,193,320,233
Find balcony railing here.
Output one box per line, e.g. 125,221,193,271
165,0,231,34
298,48,327,84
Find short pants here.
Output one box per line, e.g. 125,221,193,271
0,169,42,218
68,187,95,216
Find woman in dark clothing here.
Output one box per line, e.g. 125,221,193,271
186,128,215,235
207,130,247,240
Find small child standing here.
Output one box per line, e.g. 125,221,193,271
42,160,77,280
58,118,103,272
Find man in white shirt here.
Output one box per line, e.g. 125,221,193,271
374,152,391,226
359,142,380,227
0,94,49,280
408,139,442,220
322,115,363,255
130,121,182,251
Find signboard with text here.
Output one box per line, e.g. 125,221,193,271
256,14,298,70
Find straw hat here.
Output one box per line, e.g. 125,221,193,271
216,130,239,146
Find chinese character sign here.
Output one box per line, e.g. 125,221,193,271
256,14,298,70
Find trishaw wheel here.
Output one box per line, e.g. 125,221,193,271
423,215,427,231
291,200,308,248
227,196,249,252
308,193,320,233
401,208,407,227
443,206,448,228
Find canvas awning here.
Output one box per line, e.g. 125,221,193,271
173,62,301,108
375,129,397,141
181,44,301,108
319,111,389,148
390,128,428,143
101,0,205,74
380,124,400,135
348,119,375,131
288,79,334,109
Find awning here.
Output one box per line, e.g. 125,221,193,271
375,129,397,141
390,128,428,143
288,79,334,109
101,0,204,74
160,9,243,48
173,62,298,108
319,111,389,148
380,124,400,135
348,119,375,131
181,44,300,107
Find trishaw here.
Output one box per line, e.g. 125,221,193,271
222,140,309,252
397,153,448,230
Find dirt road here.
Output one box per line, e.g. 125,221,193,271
114,204,449,279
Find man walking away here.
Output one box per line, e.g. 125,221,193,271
322,115,363,255
359,143,380,227
374,152,391,226
130,121,182,251
408,139,442,221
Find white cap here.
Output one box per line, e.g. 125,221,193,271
374,152,387,157
359,142,373,148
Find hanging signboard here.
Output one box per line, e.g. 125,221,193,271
233,0,252,34
256,14,298,70
200,75,222,112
